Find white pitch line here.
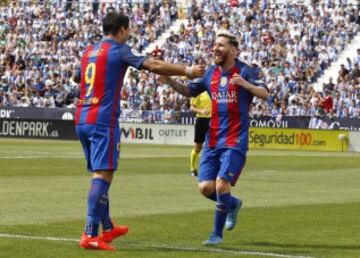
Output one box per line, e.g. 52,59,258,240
0,156,81,159
0,154,187,159
0,233,313,258
0,233,78,242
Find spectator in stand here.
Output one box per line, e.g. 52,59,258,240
339,64,350,80
0,0,359,122
0,0,177,110
148,0,359,121
321,90,334,114
354,48,360,65
0,88,4,106
151,45,164,60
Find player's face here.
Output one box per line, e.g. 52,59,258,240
212,37,236,66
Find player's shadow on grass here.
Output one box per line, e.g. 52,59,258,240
245,241,360,251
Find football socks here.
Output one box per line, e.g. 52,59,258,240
212,192,232,237
85,178,110,237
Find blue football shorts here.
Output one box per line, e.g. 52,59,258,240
76,124,120,172
198,147,246,186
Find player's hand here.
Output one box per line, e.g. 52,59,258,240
230,73,251,90
190,65,206,79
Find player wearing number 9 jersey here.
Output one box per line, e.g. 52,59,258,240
74,12,205,251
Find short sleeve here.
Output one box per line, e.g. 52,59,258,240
188,76,207,97
189,77,206,97
248,67,269,92
120,45,146,70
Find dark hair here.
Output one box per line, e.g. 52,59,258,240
217,33,239,49
102,12,129,36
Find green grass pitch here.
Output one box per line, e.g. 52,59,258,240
0,138,359,258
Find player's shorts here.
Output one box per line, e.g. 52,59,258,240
76,124,120,172
194,117,210,143
198,147,246,186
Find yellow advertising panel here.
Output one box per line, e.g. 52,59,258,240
249,128,349,152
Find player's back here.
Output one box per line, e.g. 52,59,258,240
75,39,144,128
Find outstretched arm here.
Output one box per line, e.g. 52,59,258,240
142,59,205,79
121,46,205,79
159,76,192,97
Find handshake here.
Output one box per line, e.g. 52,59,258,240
185,65,206,79
158,64,205,85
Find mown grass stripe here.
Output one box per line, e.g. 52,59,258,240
0,233,313,258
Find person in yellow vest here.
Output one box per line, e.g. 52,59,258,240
190,91,211,176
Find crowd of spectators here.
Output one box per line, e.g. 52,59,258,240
121,0,359,122
0,0,359,123
0,0,177,109
134,1,360,121
253,52,360,119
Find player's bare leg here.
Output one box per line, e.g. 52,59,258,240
93,170,114,183
199,181,216,201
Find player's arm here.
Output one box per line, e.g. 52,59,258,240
159,68,208,98
142,59,205,79
121,46,205,79
230,73,269,100
161,71,208,98
159,76,193,97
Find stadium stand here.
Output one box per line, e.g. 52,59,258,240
0,0,177,108
148,1,360,120
0,0,359,122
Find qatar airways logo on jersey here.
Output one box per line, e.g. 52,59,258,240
211,90,238,104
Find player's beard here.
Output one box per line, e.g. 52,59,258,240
213,49,230,67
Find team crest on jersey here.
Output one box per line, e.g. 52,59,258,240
220,76,228,87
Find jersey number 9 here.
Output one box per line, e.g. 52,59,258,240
85,63,96,98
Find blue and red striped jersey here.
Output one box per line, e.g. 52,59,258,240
189,59,268,152
75,39,145,128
